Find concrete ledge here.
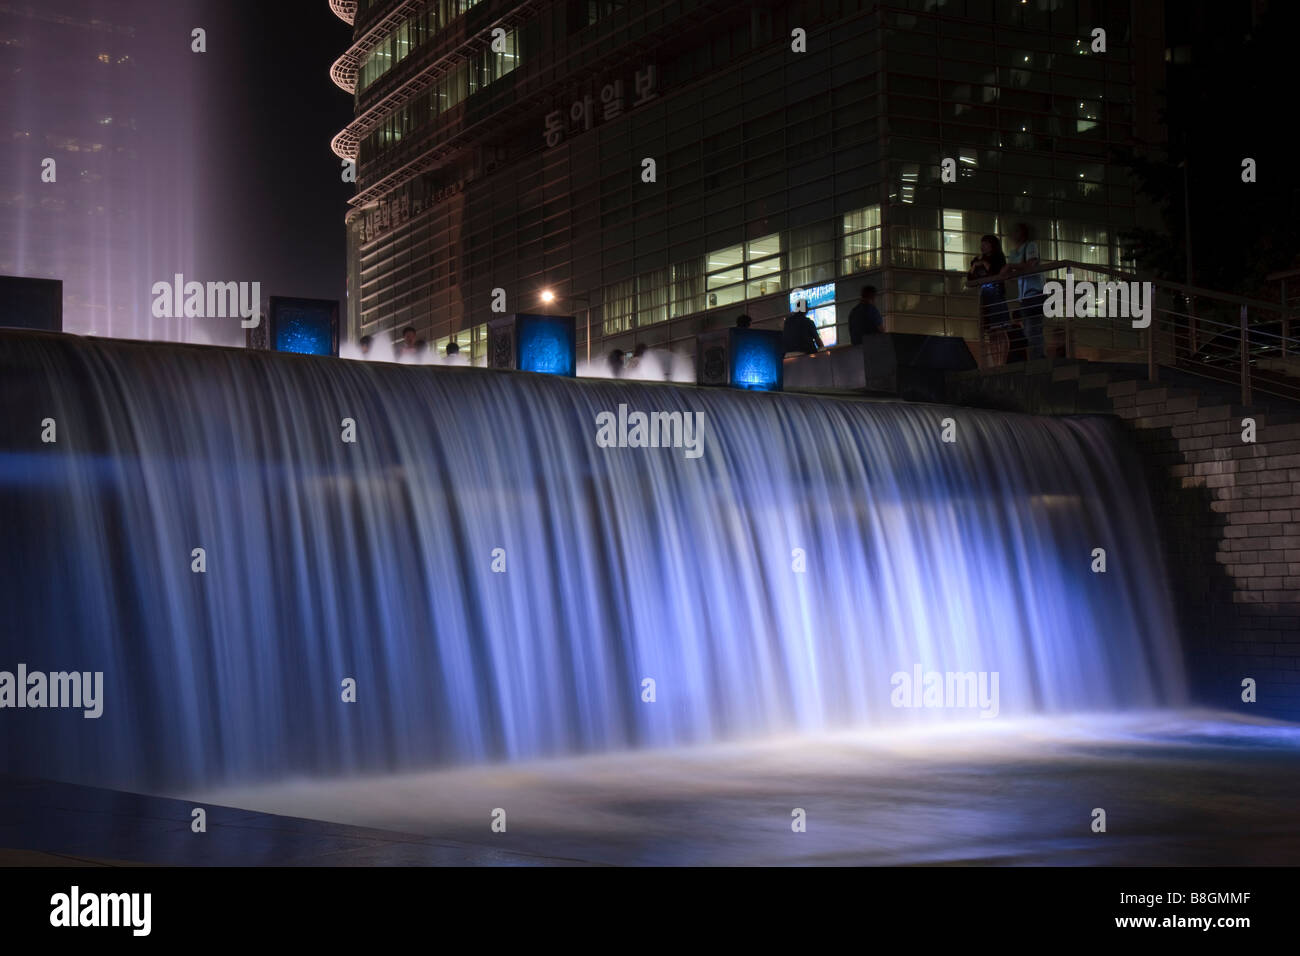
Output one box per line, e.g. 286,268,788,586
784,334,976,401
782,344,867,390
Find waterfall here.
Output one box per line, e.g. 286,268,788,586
0,332,1185,789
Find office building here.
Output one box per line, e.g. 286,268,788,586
332,0,1163,360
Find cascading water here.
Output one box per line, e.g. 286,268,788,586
0,332,1185,790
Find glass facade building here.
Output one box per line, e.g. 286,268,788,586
332,0,1164,361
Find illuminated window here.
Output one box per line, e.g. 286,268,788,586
942,210,967,272
745,234,783,298
1076,99,1100,134
357,0,489,94
603,278,635,334
942,209,1003,273
841,205,881,274
705,232,780,308
1052,222,1111,268
484,29,518,82
638,268,669,326
705,243,745,308
897,162,919,204
362,28,519,160
789,222,834,288
470,323,488,365
671,260,705,317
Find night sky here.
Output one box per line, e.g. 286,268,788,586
196,0,354,340
0,0,356,342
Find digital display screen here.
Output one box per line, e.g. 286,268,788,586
811,305,838,347
789,282,836,312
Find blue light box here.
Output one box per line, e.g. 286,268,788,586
728,327,783,391
269,296,338,357
489,313,576,376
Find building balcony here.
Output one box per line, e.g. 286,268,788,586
328,0,357,26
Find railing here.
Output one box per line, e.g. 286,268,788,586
965,259,1300,404
330,0,425,95
329,0,358,26
332,0,552,161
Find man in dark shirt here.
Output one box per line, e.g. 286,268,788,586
848,286,884,344
782,302,824,354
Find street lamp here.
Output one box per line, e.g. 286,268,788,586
539,288,592,363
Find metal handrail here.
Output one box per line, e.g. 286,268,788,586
331,0,551,160
965,258,1298,315
962,258,1300,405
330,0,425,96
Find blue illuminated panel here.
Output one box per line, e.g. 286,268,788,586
270,297,338,357
516,313,576,376
728,328,783,391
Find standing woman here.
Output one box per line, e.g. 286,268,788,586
968,234,1010,366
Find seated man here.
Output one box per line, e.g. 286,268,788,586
782,303,824,354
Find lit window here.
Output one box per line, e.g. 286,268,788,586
603,278,636,334
671,260,705,317
897,163,919,204
705,243,745,304
705,233,780,307
942,209,966,272
744,233,783,298
841,205,881,274
637,268,669,326
1076,99,1100,133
